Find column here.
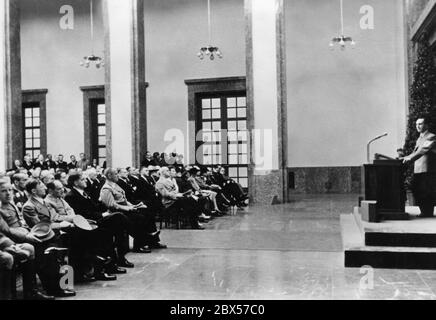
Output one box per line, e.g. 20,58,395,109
0,0,22,173
103,0,147,168
246,0,288,204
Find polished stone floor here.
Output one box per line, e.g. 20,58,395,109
66,194,436,300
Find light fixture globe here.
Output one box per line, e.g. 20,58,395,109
197,46,223,61
198,0,223,61
329,0,356,51
81,0,104,69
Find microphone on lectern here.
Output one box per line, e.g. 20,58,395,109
367,132,388,163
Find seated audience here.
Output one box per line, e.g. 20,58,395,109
45,180,117,282
44,154,56,170
155,167,204,229
100,168,166,254
65,172,131,274
0,229,53,300
0,178,71,298
33,154,47,170
22,154,33,172
84,167,105,203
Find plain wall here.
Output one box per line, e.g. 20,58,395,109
144,0,246,155
20,0,104,158
286,0,407,167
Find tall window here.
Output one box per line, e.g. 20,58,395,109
22,89,47,160
186,77,248,189
198,94,248,188
23,103,41,159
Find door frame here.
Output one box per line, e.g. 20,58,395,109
80,85,105,163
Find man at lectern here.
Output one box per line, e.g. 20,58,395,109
403,117,436,217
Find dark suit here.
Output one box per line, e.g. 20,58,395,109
33,161,47,170
85,177,105,204
45,160,57,170
117,178,137,203
135,175,163,213
56,161,68,172
67,161,78,171
64,188,130,260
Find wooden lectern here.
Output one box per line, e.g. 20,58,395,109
363,159,408,221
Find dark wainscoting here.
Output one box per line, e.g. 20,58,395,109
287,166,362,194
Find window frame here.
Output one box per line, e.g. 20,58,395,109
22,89,48,159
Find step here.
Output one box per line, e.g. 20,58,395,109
345,245,436,270
352,207,436,248
365,231,436,248
341,213,436,270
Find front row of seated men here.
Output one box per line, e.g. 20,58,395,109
0,168,167,299
0,164,247,299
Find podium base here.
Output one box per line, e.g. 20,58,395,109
379,211,410,221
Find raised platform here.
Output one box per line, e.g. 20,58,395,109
341,207,436,270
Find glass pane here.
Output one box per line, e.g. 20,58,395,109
213,155,222,164
239,178,248,188
229,144,238,155
237,97,246,107
213,144,221,155
239,167,248,177
33,139,40,148
229,155,238,164
202,132,212,142
99,148,106,158
238,131,248,141
26,139,33,148
25,129,32,138
202,99,211,109
33,129,40,138
211,98,220,109
228,121,237,130
25,118,32,127
227,108,237,118
98,136,106,146
98,114,106,124
239,155,248,164
229,167,238,177
212,131,221,142
202,155,212,165
33,150,40,159
202,122,212,130
202,144,213,155
212,121,221,130
98,126,106,136
237,108,247,118
98,104,105,114
211,109,221,118
228,131,237,141
33,108,40,117
238,121,247,130
239,143,248,154
227,97,236,108
202,110,211,119
33,118,40,127
24,109,32,117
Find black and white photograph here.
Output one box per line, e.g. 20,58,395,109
0,0,436,305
